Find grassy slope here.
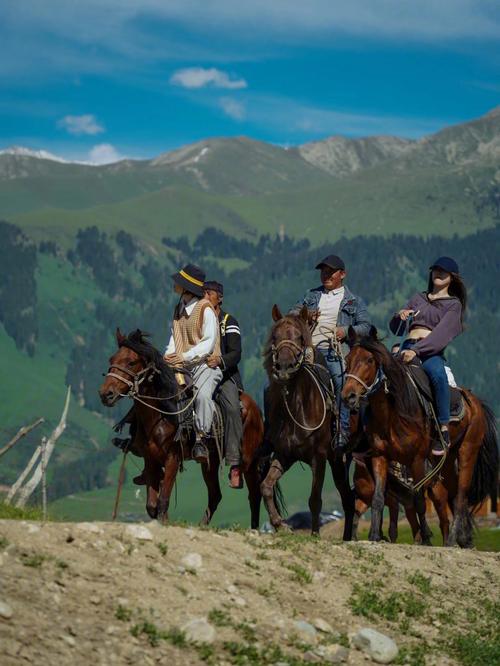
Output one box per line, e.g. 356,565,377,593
11,163,496,250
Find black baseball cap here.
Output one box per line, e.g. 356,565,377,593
203,280,224,296
315,254,345,271
430,256,459,275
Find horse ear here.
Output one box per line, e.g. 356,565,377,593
116,327,125,345
272,304,283,322
299,305,308,322
347,325,357,346
369,325,378,340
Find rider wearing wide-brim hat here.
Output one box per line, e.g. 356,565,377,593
164,263,222,463
390,256,466,456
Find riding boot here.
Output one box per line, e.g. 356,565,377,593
192,436,209,464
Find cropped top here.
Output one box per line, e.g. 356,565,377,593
389,291,462,357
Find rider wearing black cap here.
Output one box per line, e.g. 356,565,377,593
390,256,466,455
291,254,370,450
203,280,244,489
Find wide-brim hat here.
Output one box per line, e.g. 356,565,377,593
171,263,206,298
315,254,345,271
429,256,459,275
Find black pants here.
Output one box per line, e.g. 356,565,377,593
217,379,243,466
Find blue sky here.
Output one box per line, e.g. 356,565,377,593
1,1,499,163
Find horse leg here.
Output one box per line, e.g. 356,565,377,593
368,455,388,542
404,504,422,544
144,456,161,519
199,449,223,526
410,458,433,546
244,460,262,530
387,494,399,543
157,453,179,525
261,458,289,530
330,456,355,541
428,481,450,546
309,455,326,536
352,499,368,541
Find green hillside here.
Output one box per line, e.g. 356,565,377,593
2,109,499,248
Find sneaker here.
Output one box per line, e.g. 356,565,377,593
228,466,244,489
192,441,209,464
432,430,450,456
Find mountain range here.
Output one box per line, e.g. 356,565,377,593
1,106,499,247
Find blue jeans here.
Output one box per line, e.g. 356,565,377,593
317,347,350,435
402,341,450,424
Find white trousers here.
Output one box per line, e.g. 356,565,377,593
191,363,223,435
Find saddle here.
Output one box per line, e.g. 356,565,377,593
406,363,465,423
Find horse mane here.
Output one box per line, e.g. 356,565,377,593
121,329,178,398
355,335,420,422
262,313,312,378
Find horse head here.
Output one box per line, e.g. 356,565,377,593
342,325,381,410
267,304,311,382
99,328,149,407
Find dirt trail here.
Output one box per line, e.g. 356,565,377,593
0,519,498,665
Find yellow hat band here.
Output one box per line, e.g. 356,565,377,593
179,269,204,287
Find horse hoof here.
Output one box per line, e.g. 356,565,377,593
146,504,158,519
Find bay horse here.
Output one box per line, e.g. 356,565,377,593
260,305,355,539
99,329,268,528
342,326,498,547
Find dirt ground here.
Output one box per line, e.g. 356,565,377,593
0,519,498,665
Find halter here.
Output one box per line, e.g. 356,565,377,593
345,365,388,397
271,338,311,379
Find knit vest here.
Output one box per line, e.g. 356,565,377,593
172,299,221,359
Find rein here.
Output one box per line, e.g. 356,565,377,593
280,365,329,432
106,362,198,417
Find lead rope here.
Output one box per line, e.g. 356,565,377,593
281,365,328,432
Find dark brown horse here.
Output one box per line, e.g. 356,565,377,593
260,306,355,539
99,329,268,528
342,326,498,547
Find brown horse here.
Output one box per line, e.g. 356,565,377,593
99,329,268,528
342,326,498,547
260,306,355,539
352,457,455,544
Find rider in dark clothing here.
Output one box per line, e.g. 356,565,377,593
204,281,244,489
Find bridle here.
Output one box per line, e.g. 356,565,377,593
344,348,389,398
105,362,158,395
271,338,311,380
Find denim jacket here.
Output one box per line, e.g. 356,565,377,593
290,285,371,350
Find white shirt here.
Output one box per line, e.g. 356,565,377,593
312,287,344,348
164,297,218,362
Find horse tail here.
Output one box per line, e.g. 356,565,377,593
468,401,499,510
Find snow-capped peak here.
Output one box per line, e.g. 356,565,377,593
0,145,71,163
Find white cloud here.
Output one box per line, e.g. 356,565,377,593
88,143,124,164
58,114,104,135
170,67,247,90
219,97,246,120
